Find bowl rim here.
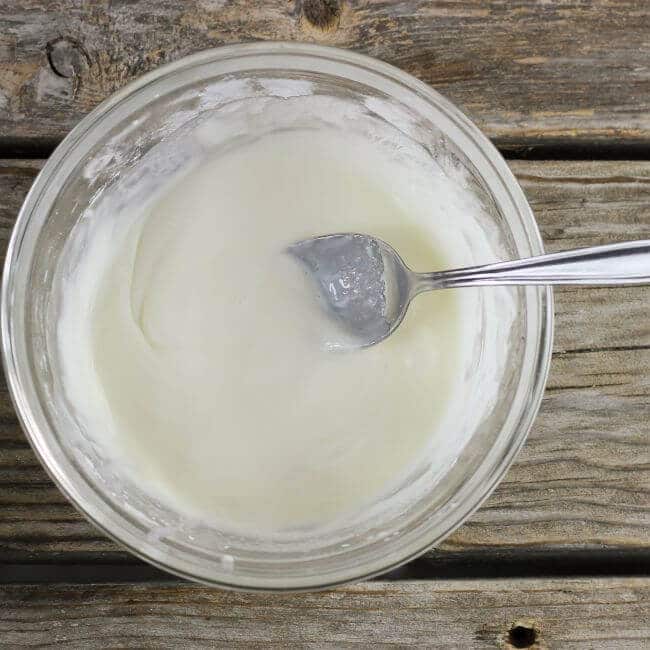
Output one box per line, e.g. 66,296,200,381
1,41,554,591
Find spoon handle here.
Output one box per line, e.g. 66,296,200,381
415,240,650,290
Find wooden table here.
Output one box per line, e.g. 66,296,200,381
1,2,648,647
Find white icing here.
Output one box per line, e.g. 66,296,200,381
56,91,515,535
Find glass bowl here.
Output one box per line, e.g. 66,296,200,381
2,42,553,591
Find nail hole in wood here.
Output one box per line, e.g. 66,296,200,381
302,0,341,30
508,623,538,648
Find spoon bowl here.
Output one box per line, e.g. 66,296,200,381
290,233,650,348
288,233,415,347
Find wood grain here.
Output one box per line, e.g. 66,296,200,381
0,159,648,566
0,1,649,151
1,578,648,648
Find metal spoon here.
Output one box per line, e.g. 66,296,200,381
288,234,650,348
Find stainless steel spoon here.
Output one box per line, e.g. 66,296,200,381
288,234,650,348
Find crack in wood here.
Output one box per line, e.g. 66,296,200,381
555,344,650,356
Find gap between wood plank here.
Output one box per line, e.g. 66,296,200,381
1,548,648,584
2,139,650,161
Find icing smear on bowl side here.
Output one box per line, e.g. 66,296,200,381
54,87,516,536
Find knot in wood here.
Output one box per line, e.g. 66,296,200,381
46,37,90,79
302,0,341,31
507,621,539,648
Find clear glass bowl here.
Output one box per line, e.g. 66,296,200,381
2,43,553,591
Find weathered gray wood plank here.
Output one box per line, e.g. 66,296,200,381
0,1,648,150
1,578,648,648
0,159,648,565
